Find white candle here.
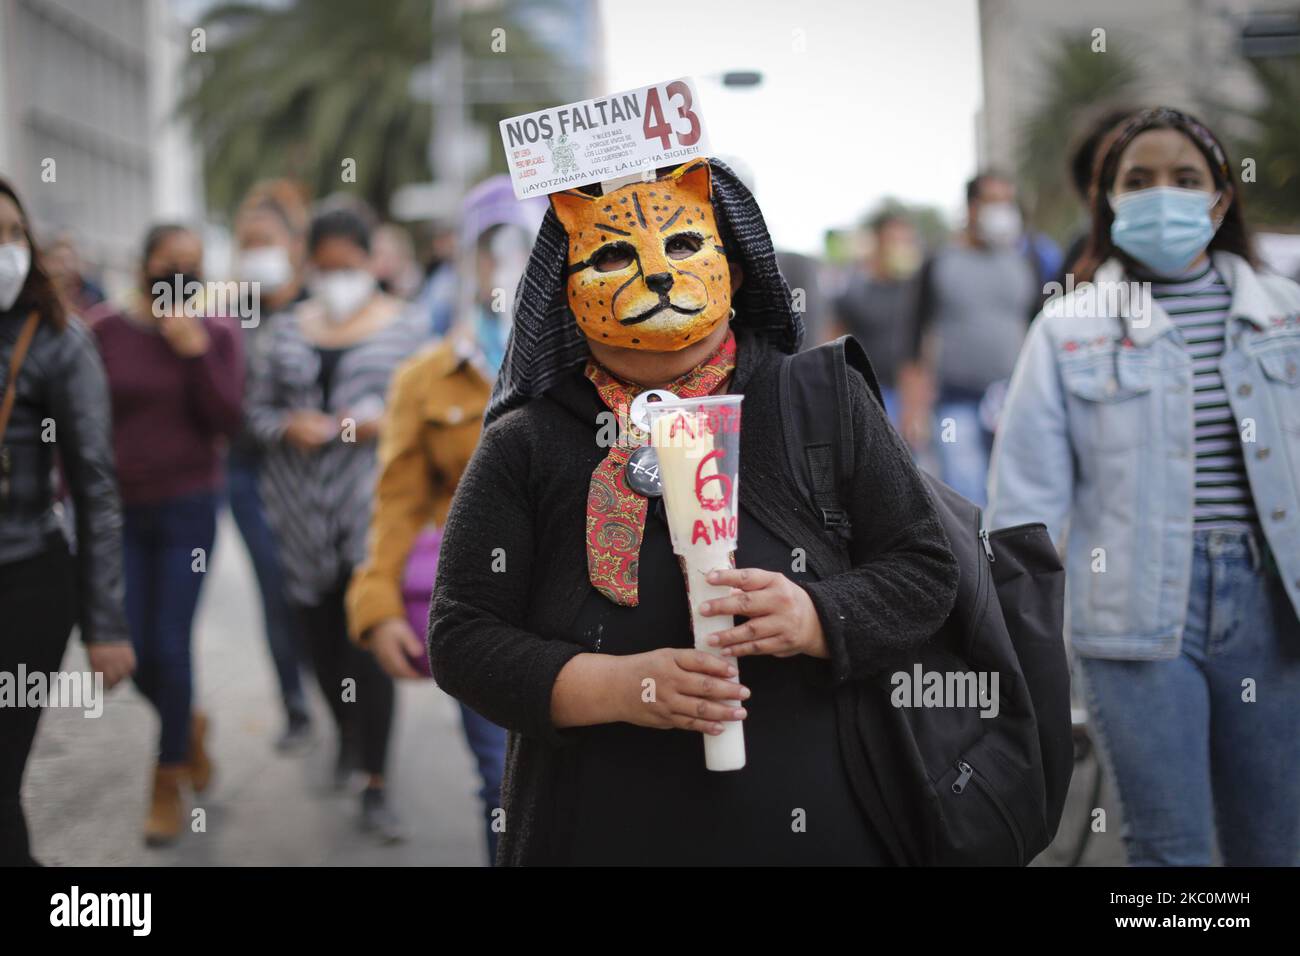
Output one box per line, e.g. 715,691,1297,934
650,399,746,772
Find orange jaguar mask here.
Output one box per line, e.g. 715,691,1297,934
550,160,731,351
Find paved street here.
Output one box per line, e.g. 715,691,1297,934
23,513,1123,867
24,513,483,867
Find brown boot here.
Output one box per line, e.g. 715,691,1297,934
188,711,213,793
143,764,186,847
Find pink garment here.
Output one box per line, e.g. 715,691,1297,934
401,527,442,678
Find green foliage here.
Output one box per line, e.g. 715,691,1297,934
181,0,572,220
1016,34,1144,242
1235,55,1300,226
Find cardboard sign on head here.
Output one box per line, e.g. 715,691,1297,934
550,160,732,352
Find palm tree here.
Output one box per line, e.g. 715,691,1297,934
1236,55,1300,226
181,0,574,219
1016,34,1146,242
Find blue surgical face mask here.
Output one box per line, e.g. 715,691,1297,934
1109,186,1221,277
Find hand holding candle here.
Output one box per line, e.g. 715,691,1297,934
699,567,830,660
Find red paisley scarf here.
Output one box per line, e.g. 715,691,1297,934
583,330,736,606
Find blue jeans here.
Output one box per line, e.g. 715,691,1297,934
1081,529,1300,865
226,455,309,725
933,393,993,506
124,490,218,764
458,701,506,865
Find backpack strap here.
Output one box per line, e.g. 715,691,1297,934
779,335,885,538
780,336,915,865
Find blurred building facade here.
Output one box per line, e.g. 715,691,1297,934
0,0,201,295
976,0,1300,169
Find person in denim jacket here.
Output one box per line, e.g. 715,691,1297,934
988,108,1300,866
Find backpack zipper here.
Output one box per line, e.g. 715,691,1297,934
979,527,994,563
951,758,1027,863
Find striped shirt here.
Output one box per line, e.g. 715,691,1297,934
1148,264,1257,528
246,305,428,605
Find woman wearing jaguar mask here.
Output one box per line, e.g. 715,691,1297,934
989,107,1300,866
429,159,958,865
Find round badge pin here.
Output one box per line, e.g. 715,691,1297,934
629,388,678,434
624,445,663,497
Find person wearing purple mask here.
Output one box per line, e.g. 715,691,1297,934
346,176,546,864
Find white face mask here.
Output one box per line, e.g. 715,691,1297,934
311,269,375,323
238,246,292,293
0,242,32,312
976,202,1023,247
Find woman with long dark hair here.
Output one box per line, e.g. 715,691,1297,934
247,204,425,841
0,178,134,865
93,223,245,846
989,107,1300,865
229,181,315,752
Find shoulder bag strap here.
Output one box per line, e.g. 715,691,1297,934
0,312,41,446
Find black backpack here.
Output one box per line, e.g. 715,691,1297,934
779,336,1072,865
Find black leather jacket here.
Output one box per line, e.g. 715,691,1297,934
0,309,128,644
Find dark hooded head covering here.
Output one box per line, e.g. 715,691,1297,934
486,158,803,425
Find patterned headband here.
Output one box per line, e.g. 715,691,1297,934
1112,106,1231,180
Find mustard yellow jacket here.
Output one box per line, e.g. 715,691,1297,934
345,340,489,643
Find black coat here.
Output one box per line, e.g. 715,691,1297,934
428,326,958,864
0,310,127,645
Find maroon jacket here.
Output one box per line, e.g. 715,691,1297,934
92,310,244,506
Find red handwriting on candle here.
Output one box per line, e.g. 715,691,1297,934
690,515,737,546
665,407,740,444
695,450,732,512
706,404,740,435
